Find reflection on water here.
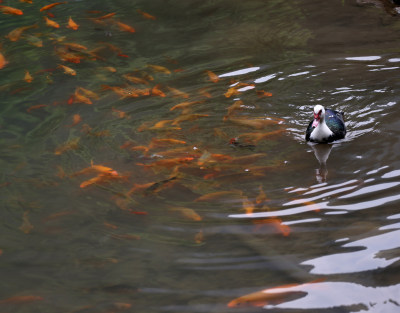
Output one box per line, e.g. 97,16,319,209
1,0,400,312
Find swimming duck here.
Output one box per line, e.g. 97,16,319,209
305,105,346,143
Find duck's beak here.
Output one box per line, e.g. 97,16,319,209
312,118,319,128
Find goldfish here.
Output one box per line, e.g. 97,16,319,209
253,218,290,236
224,86,239,98
58,64,76,75
238,129,285,143
241,196,255,214
138,157,194,169
172,113,208,125
115,21,135,33
170,207,202,221
101,85,150,98
170,101,201,111
54,137,80,155
195,190,243,202
24,34,43,47
68,114,81,127
256,185,269,204
206,70,219,83
148,119,181,131
227,279,323,308
256,90,273,97
66,16,79,30
104,222,118,229
64,42,87,51
167,86,189,98
0,52,7,69
0,295,43,304
77,87,99,100
44,16,59,28
228,117,283,129
94,12,116,20
151,84,166,97
149,138,186,148
39,2,66,12
122,74,149,85
103,66,117,72
0,5,23,15
24,70,33,83
148,64,171,74
224,100,243,120
20,0,33,3
137,9,156,20
73,161,118,176
26,104,47,113
6,24,38,41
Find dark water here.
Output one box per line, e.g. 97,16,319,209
1,0,400,312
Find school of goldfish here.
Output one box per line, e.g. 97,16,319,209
0,1,312,307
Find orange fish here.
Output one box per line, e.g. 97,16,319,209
0,52,7,69
122,74,148,85
167,86,189,98
242,197,255,214
253,218,290,237
256,90,273,97
172,113,208,125
39,2,66,12
137,9,156,20
6,24,37,41
0,5,23,15
24,70,33,83
195,190,243,202
148,64,171,74
138,157,194,169
44,16,59,28
20,0,33,3
227,279,323,308
151,84,166,97
223,100,244,120
54,137,80,155
26,104,47,113
115,21,135,33
94,12,116,20
77,87,99,100
238,129,285,143
150,138,186,148
228,117,283,129
170,207,202,221
112,107,127,118
256,185,269,204
206,70,219,83
170,101,201,111
58,64,76,75
64,42,87,51
69,114,81,127
0,295,43,304
66,16,79,30
74,91,92,105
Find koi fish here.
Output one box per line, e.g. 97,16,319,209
242,196,255,214
0,5,23,15
150,138,186,147
167,86,189,98
256,185,269,204
39,2,66,12
228,117,284,129
58,64,76,75
238,129,285,143
137,9,156,20
0,295,43,304
94,12,116,20
24,34,43,47
253,218,290,236
24,70,33,83
115,21,135,33
172,114,209,125
151,84,166,97
68,114,81,127
66,16,79,30
195,190,243,202
148,64,171,74
26,104,47,113
122,74,149,85
170,101,201,111
64,42,87,51
224,100,244,120
206,70,219,83
138,157,194,169
0,52,7,69
256,90,273,97
44,16,59,28
6,24,38,41
54,137,80,155
20,0,33,3
170,207,202,221
77,87,99,100
227,279,323,308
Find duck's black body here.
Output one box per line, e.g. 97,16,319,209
305,108,346,143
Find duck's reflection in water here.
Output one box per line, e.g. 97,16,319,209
309,143,333,183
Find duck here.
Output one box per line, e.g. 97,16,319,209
305,105,346,143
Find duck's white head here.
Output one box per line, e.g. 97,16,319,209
312,104,325,128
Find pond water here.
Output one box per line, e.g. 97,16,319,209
1,0,400,312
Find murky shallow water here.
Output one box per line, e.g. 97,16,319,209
1,0,400,312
